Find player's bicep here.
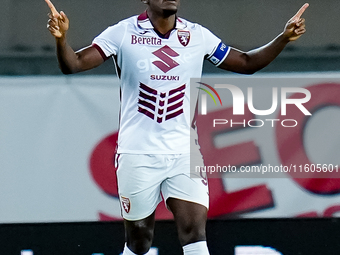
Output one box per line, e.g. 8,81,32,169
218,48,252,74
75,45,107,72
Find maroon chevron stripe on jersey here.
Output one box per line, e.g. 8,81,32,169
138,82,186,123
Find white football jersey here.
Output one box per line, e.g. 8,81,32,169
92,12,230,154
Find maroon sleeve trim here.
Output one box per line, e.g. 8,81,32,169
92,43,110,61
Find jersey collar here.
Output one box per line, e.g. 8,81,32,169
137,11,187,30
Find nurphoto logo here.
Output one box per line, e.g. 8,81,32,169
196,81,312,128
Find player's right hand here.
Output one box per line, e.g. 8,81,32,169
45,0,69,38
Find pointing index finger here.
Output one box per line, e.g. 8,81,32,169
45,0,60,18
293,3,309,20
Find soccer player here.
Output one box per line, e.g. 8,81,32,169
45,0,308,254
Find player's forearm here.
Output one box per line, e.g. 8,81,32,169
243,33,290,74
56,36,82,74
219,33,290,74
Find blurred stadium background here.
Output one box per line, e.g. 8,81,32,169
0,0,340,254
1,0,340,74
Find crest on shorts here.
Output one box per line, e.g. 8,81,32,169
177,30,190,47
121,196,131,213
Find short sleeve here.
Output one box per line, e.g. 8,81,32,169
201,26,230,67
92,21,127,58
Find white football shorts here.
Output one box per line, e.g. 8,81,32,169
116,153,209,221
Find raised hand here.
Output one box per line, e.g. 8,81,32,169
283,3,309,41
45,0,69,38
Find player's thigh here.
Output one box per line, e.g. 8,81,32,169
167,197,208,224
116,154,163,221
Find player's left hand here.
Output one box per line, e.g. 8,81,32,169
283,3,309,41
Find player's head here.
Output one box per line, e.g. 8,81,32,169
141,0,180,17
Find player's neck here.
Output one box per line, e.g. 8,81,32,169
146,9,176,35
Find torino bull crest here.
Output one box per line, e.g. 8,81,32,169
177,30,190,47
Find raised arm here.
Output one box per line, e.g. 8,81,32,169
45,0,104,74
218,3,309,74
